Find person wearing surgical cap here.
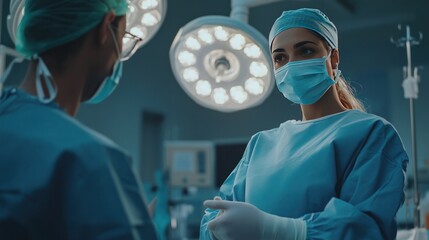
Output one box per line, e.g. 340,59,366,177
200,8,408,240
0,0,157,239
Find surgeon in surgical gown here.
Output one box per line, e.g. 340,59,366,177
0,0,157,239
201,8,408,240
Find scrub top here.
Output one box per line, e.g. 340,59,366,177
0,88,157,240
201,110,408,240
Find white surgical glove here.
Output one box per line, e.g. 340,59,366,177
204,199,306,240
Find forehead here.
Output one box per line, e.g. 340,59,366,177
271,28,324,51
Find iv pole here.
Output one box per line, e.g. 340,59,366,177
391,25,423,228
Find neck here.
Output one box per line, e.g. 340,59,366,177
300,86,347,121
19,55,88,116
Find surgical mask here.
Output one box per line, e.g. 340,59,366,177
274,55,341,105
0,55,57,104
85,26,123,104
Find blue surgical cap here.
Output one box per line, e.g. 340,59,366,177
16,0,128,57
268,8,338,50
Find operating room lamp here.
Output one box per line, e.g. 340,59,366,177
170,0,285,113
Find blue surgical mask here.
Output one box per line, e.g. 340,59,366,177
274,55,340,105
86,26,123,104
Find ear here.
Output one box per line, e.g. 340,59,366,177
97,11,116,45
331,49,340,69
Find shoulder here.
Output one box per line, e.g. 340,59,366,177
343,110,402,139
0,98,126,163
344,111,408,165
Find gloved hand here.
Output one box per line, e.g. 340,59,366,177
204,199,306,240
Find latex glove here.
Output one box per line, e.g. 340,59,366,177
204,199,306,240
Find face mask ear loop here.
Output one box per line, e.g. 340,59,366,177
109,26,122,60
35,57,58,104
334,69,342,83
328,48,341,83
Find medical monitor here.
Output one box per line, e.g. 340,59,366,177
165,141,215,188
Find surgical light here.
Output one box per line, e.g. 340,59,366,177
244,43,261,59
230,86,248,104
196,80,212,96
245,78,264,95
185,36,201,50
213,88,229,105
198,29,215,44
139,0,159,10
229,34,246,50
214,27,230,41
170,16,274,112
178,51,196,66
6,0,167,61
249,61,268,77
183,67,199,82
141,12,160,27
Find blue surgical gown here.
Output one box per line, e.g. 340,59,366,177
0,88,157,239
201,110,408,240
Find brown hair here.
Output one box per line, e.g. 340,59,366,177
336,75,366,111
316,32,366,111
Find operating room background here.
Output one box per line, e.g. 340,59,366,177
1,0,428,234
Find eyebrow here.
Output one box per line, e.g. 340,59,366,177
272,41,318,53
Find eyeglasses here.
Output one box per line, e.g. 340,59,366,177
111,25,143,61
121,30,143,61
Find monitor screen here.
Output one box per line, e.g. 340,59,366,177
215,142,247,188
172,151,195,172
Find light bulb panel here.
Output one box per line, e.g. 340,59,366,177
125,0,167,59
170,15,274,113
7,0,24,43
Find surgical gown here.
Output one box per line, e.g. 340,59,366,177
0,88,157,240
201,110,408,240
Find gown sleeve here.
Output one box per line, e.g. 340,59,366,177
56,141,157,240
303,121,408,240
199,134,258,240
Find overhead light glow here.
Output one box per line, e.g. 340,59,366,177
139,0,159,10
178,51,196,66
250,61,268,77
213,88,229,105
244,43,262,58
185,36,201,50
245,78,264,95
229,34,246,50
198,29,215,44
183,67,199,82
141,11,160,27
214,26,229,41
196,80,212,96
230,86,248,104
130,26,146,38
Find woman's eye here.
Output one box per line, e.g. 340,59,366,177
301,48,314,55
274,54,286,63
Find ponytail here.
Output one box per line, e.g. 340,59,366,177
336,75,366,112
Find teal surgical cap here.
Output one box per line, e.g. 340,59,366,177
268,8,338,50
16,0,128,57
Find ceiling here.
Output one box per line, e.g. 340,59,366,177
1,0,427,80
